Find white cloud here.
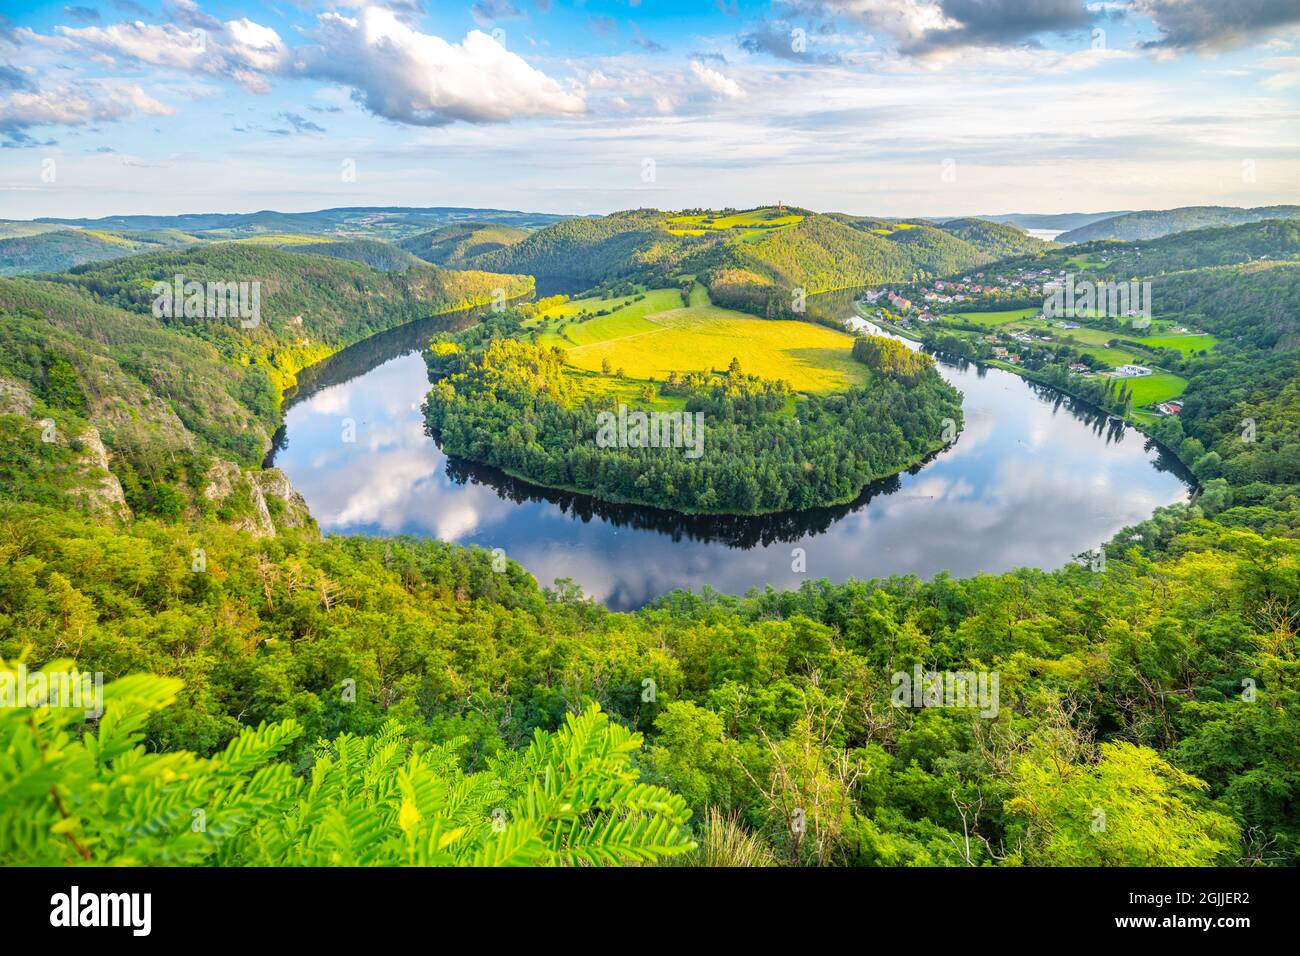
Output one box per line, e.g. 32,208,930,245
1259,55,1300,89
808,0,956,44
295,9,584,125
50,16,290,93
0,81,173,135
689,60,746,99
44,4,584,124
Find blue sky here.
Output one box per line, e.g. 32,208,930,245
1,1,1297,219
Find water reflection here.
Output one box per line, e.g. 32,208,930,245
270,293,1193,610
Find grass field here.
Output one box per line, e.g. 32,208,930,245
1133,333,1217,354
1113,371,1187,407
964,312,1217,365
537,283,867,394
565,304,866,391
1080,344,1143,366
665,207,804,238
561,368,690,412
225,233,336,246
949,308,1039,326
532,289,685,347
80,229,140,248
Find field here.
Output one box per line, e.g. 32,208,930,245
535,284,867,394
1113,371,1187,407
562,368,689,412
949,307,1039,325
1134,332,1217,354
531,288,684,347
1079,344,1142,366
664,207,804,238
955,310,1217,365
946,303,1201,417
225,233,336,246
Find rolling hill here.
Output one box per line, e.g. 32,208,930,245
51,244,532,376
279,238,428,272
472,209,670,284
0,242,532,531
469,207,1053,309
1059,205,1300,243
973,211,1131,233
0,220,70,239
0,227,199,275
34,205,570,240
983,218,1300,281
399,222,530,267
937,218,1058,258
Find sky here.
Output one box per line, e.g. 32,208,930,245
1,0,1298,219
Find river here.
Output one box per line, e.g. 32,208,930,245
269,293,1192,610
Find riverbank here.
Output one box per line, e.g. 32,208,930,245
424,427,958,518
853,299,1201,493
962,360,1198,491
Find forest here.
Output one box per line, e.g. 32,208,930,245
1,496,1294,865
0,209,1297,869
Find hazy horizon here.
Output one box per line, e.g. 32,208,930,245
8,200,1295,226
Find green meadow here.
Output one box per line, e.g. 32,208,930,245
949,307,1040,326
1134,332,1217,354
1115,371,1188,408
532,288,684,347
225,233,335,246
966,312,1217,365
664,207,804,239
536,283,867,395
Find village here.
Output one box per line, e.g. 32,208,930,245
858,264,1065,327
852,265,1206,423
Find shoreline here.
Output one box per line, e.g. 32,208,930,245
425,429,958,519
856,301,1200,490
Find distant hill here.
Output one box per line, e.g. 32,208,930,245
54,244,532,364
936,218,1057,258
973,211,1131,233
471,207,1053,298
830,216,1050,263
33,205,570,241
0,228,198,275
1,205,566,275
984,218,1300,280
399,222,530,268
473,209,668,284
279,238,427,272
1089,219,1300,275
1059,205,1300,243
0,220,69,239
